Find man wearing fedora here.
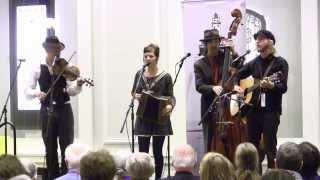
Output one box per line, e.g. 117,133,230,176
194,29,238,152
25,36,84,180
234,30,289,171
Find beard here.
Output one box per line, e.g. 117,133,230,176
257,44,270,53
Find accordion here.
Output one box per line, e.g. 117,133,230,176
136,90,171,124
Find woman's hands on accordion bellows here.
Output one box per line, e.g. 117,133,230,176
212,85,223,96
162,104,173,116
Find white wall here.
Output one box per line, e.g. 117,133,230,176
82,0,186,151
0,0,10,129
246,0,302,138
300,0,320,146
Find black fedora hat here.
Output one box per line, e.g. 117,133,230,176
42,35,65,50
200,29,221,42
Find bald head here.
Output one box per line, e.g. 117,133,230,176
172,144,196,172
65,143,90,170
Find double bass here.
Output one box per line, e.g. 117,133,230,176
210,8,247,161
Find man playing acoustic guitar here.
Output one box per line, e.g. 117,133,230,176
234,30,289,171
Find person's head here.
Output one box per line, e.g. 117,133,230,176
200,29,221,55
112,151,132,180
172,144,197,173
235,143,260,180
262,169,295,180
298,141,320,177
65,142,90,170
8,174,32,180
80,149,117,180
200,152,235,180
42,35,65,60
254,30,276,54
235,142,259,171
125,152,154,180
0,154,28,179
276,142,303,172
143,43,160,66
20,159,37,180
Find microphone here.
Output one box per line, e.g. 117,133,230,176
180,53,191,62
18,59,26,62
231,50,251,68
143,62,151,68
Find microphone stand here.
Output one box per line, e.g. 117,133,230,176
0,59,24,155
198,91,236,126
120,65,147,153
166,54,190,176
173,54,190,86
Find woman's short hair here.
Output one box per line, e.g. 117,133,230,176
143,43,160,58
125,152,154,180
200,152,235,180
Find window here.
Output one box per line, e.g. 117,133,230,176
17,5,47,111
10,0,54,131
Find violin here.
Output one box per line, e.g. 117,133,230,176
52,55,94,87
43,52,94,101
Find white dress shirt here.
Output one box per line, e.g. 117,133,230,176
24,63,82,101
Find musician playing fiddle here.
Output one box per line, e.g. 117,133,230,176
25,36,84,180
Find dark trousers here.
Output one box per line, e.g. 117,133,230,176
202,119,214,152
40,104,74,180
138,136,165,180
247,109,280,171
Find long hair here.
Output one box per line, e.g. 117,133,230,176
235,143,260,180
200,152,235,180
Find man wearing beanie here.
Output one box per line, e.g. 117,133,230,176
234,30,289,172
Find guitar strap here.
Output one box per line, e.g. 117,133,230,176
262,58,275,79
257,56,276,107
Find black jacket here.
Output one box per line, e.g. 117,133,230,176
194,51,225,123
234,54,289,114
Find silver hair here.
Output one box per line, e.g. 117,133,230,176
125,152,154,180
20,159,37,180
172,144,197,169
8,174,32,180
112,151,131,177
65,142,90,169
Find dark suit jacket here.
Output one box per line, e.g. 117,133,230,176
160,171,200,180
193,51,225,123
